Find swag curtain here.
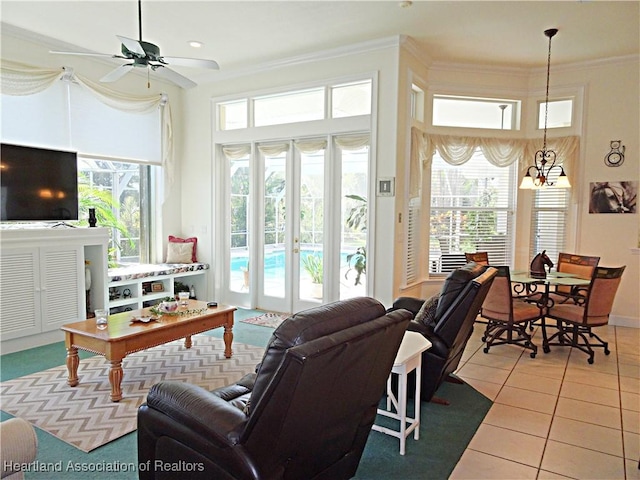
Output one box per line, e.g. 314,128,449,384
0,60,173,182
410,127,579,201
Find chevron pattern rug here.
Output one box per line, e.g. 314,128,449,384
0,336,264,452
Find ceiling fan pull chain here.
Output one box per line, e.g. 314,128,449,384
147,67,150,89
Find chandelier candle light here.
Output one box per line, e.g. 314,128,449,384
520,28,571,189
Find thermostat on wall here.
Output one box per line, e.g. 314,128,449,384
377,177,395,197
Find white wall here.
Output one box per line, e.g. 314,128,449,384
1,30,187,264
179,39,402,306
3,30,637,326
396,49,639,326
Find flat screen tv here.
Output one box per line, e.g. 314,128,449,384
1,143,79,222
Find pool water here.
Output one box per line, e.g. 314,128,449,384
231,249,351,278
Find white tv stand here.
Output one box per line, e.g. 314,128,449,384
0,227,109,354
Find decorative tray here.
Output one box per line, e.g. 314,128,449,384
130,315,159,324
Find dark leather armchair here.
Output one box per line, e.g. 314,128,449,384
389,263,497,404
137,297,412,480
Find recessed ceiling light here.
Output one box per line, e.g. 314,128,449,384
399,1,412,7
188,41,203,48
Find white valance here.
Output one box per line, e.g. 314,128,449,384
411,127,580,203
0,60,64,95
0,59,172,173
222,144,252,160
294,138,327,154
420,132,526,167
257,142,289,157
334,133,370,150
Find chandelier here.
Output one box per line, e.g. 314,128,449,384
520,28,571,189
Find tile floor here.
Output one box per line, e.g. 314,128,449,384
450,323,640,479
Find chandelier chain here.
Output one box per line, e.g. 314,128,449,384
542,32,553,151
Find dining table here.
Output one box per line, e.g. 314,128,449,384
510,270,591,308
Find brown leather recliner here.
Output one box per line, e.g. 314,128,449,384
389,263,497,403
137,297,412,480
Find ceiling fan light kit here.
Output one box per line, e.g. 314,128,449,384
50,0,218,89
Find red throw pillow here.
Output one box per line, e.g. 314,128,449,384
168,235,198,262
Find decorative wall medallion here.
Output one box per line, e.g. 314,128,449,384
604,140,625,167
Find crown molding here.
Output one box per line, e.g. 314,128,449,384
429,53,639,78
197,36,402,84
400,35,433,66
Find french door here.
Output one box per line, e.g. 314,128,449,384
225,137,369,314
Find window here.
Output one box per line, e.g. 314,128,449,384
530,180,569,263
433,95,520,130
216,80,373,130
429,149,516,274
538,99,573,129
254,88,324,127
219,100,248,131
331,81,372,118
78,157,153,264
411,84,425,122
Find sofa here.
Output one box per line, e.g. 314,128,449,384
0,418,38,480
137,297,412,480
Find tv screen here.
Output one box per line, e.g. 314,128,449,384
1,143,79,222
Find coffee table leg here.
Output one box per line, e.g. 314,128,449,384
66,346,79,387
223,324,233,358
109,359,123,402
184,336,192,349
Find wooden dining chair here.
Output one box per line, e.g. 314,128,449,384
542,265,625,364
480,266,540,358
465,252,489,265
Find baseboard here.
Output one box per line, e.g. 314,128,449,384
0,330,65,355
610,314,639,329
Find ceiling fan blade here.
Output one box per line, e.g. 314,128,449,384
50,50,115,58
100,64,134,83
116,35,146,56
160,56,219,70
152,65,197,89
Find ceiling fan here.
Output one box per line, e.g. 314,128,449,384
50,0,219,89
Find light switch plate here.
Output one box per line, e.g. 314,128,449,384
377,177,395,196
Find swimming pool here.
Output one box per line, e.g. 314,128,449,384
231,249,351,279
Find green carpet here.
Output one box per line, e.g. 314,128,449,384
1,308,491,479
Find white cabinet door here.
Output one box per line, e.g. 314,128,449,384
40,245,84,330
0,247,41,339
0,245,84,339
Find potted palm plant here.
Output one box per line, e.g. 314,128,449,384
345,247,366,286
345,194,367,286
301,254,323,298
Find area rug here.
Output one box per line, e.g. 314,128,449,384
0,337,264,453
240,311,288,328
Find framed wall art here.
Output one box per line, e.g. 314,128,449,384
588,181,637,214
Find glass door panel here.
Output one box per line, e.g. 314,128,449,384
340,146,368,300
229,155,250,293
297,150,325,304
263,153,287,299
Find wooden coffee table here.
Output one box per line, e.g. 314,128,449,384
61,300,236,402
